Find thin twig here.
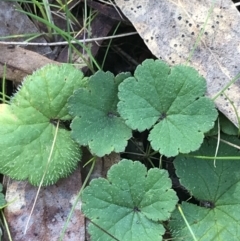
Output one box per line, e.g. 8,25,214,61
0,32,137,46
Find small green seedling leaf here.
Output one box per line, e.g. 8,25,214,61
0,184,6,207
0,64,83,186
82,159,178,241
118,59,218,157
170,135,240,240
219,112,239,135
68,71,132,157
206,112,239,136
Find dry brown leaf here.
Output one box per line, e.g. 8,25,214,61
114,0,240,126
4,168,84,241
57,13,117,72
0,1,56,82
0,44,59,83
0,1,52,55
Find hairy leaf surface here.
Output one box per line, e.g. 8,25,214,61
0,64,83,186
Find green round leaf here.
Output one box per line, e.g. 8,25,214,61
68,71,132,157
0,64,83,186
170,135,240,240
82,159,178,241
118,59,218,157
